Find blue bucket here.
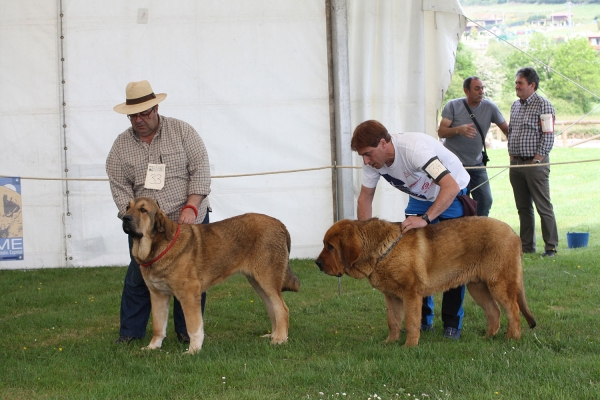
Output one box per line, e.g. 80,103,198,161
566,230,589,249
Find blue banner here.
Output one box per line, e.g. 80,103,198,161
0,177,23,261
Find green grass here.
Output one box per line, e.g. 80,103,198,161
487,147,599,242
1,148,600,399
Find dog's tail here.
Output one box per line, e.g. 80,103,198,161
281,228,300,292
282,264,300,292
518,286,537,329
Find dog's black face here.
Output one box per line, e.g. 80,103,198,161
122,214,142,237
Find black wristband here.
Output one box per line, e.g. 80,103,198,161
421,213,430,224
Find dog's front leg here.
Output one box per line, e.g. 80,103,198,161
384,294,404,342
185,316,205,354
402,295,422,347
145,290,170,350
178,293,205,354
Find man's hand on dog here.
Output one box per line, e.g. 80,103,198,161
401,215,428,234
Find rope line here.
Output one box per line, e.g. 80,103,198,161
2,158,599,182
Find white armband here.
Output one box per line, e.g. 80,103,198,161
422,157,450,183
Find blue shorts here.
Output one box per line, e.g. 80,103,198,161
405,188,467,222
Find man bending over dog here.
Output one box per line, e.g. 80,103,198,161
106,80,211,345
352,120,470,340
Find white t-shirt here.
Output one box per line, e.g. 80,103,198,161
361,132,470,202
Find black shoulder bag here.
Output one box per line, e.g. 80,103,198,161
461,99,489,166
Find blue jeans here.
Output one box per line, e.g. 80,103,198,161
406,194,466,330
119,212,209,338
467,165,492,217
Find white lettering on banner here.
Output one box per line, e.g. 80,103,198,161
0,238,24,258
12,238,23,250
424,159,447,181
0,238,22,250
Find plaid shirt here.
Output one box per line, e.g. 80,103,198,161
508,92,555,157
106,116,211,222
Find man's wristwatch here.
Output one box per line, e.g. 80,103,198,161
421,214,430,224
534,159,541,164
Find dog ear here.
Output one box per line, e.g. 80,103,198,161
154,208,168,234
154,208,178,241
154,208,166,233
339,226,362,268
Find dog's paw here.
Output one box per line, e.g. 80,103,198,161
385,334,400,343
270,336,288,345
184,346,203,355
144,341,163,350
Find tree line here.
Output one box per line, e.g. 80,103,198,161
444,34,600,116
461,0,600,5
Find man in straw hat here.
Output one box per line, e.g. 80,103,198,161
106,80,211,345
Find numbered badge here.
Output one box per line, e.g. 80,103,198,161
144,164,166,190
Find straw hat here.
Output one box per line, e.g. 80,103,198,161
113,80,167,114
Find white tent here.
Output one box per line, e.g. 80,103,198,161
0,0,465,269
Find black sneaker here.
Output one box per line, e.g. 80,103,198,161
443,327,461,340
177,332,190,344
541,249,556,258
114,336,135,344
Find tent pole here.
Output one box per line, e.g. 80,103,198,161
327,0,354,222
325,0,338,223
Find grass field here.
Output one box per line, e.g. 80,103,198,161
1,148,599,399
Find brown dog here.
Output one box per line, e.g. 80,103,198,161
315,217,536,347
122,197,300,353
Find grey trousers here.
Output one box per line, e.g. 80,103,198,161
509,156,559,253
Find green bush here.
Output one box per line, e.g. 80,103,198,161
550,98,584,116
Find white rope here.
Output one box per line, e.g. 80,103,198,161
2,158,599,182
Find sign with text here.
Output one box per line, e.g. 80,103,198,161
0,177,23,261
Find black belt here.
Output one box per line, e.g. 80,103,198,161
514,156,534,161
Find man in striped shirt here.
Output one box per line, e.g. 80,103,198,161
107,80,212,344
507,67,558,257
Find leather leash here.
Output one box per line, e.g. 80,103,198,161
376,234,403,264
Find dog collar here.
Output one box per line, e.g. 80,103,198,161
376,234,403,264
140,225,181,267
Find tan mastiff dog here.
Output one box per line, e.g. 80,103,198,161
122,197,300,353
315,216,536,347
